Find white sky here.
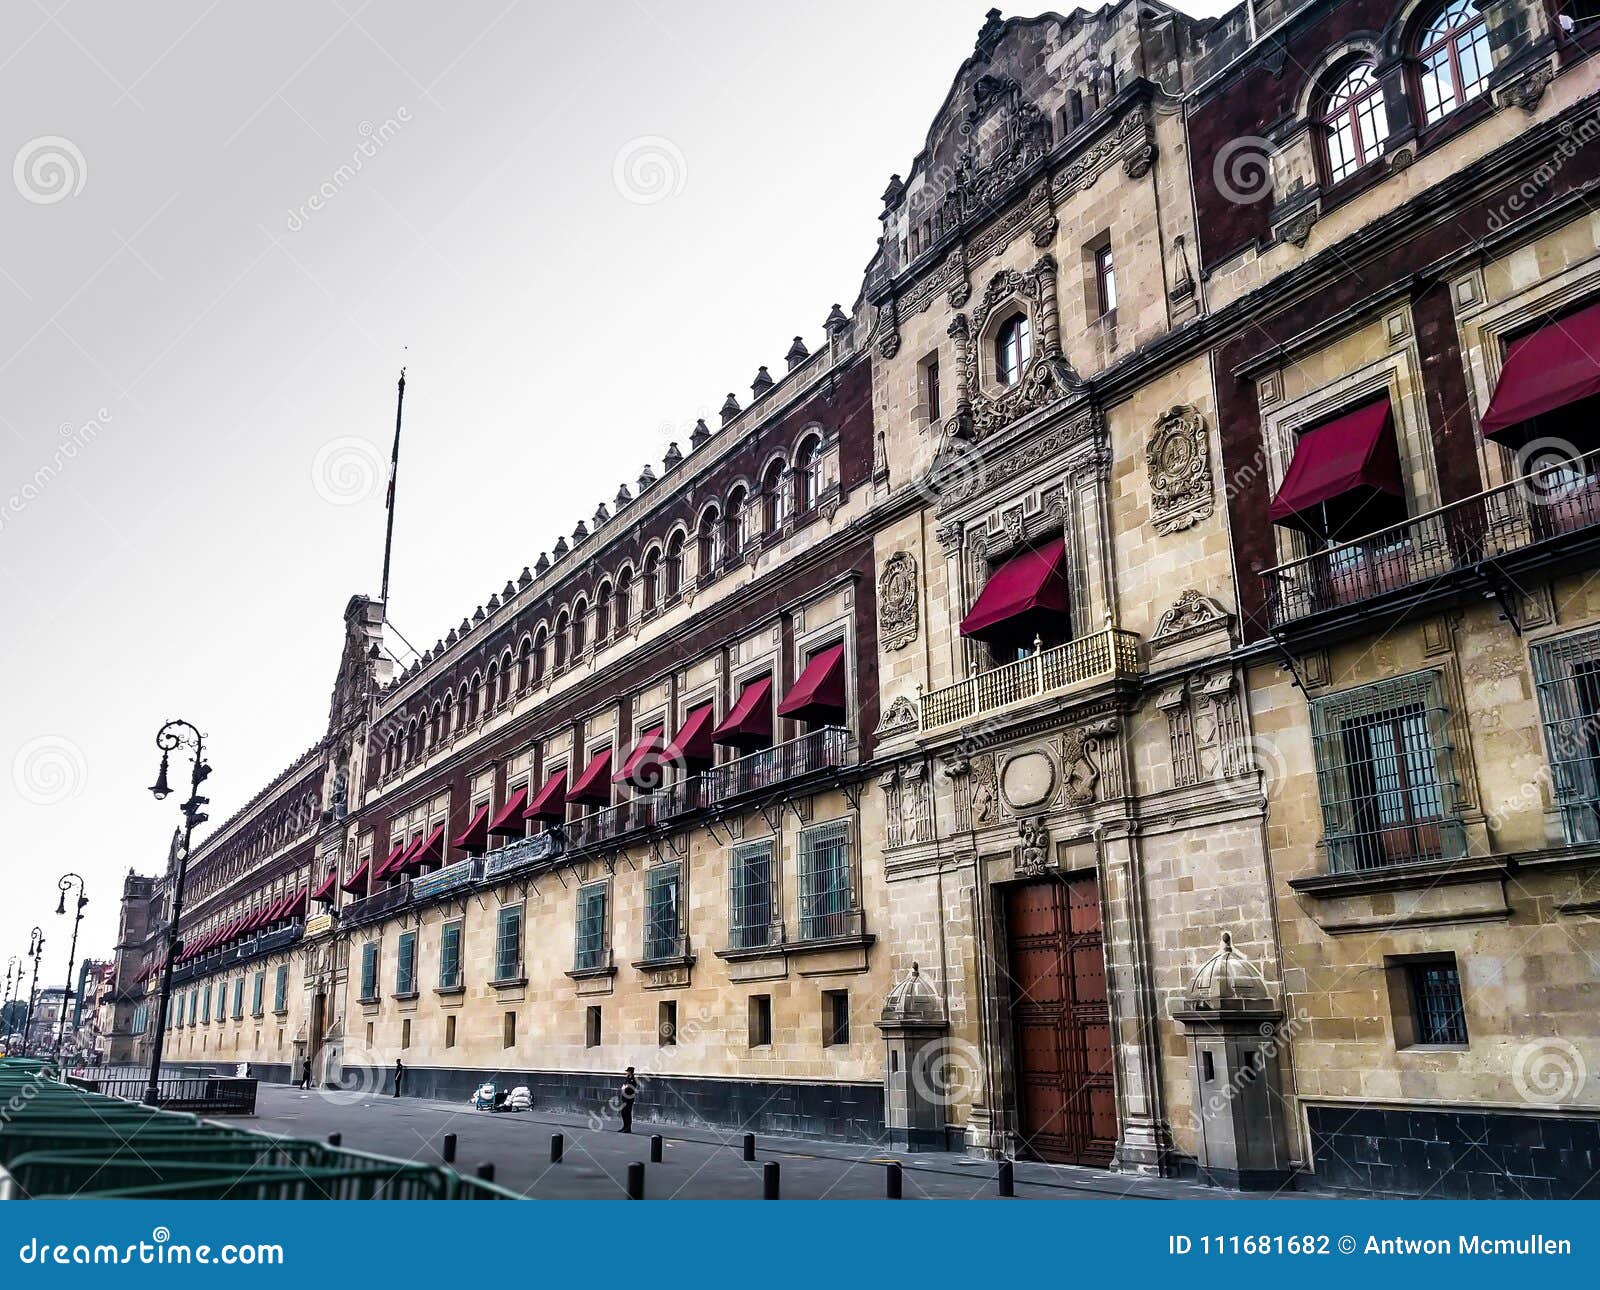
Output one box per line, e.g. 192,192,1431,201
0,1,1233,986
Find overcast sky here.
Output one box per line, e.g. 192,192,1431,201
0,1,1231,993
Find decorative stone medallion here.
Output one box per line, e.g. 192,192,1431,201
1000,749,1056,811
879,551,919,651
1145,405,1212,535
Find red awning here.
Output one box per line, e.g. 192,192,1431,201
1482,299,1600,442
523,769,568,822
1267,399,1405,539
280,888,307,920
777,643,848,723
372,840,409,882
615,727,666,790
662,702,717,770
341,860,371,896
711,677,773,750
567,747,615,806
401,824,445,872
959,539,1071,644
451,803,492,853
487,788,529,836
311,870,338,903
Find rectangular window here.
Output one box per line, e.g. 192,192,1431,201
748,994,773,1048
503,1010,517,1048
439,920,463,989
360,942,379,1001
1309,672,1463,873
922,352,942,424
1095,242,1117,319
659,1000,677,1046
445,1014,456,1048
797,820,855,941
366,1021,374,1046
494,904,523,982
401,1018,412,1049
1531,626,1600,844
231,978,244,1020
585,1005,602,1048
251,971,264,1017
1400,958,1469,1047
823,989,850,1047
202,985,212,1025
274,964,288,1012
729,840,777,949
575,882,609,970
396,931,417,996
642,863,682,961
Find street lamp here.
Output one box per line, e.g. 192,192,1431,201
52,873,88,1063
22,928,44,1058
143,719,210,1105
2,956,19,1050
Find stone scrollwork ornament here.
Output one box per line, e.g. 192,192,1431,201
878,551,920,651
1145,405,1213,536
1017,816,1052,876
875,694,919,738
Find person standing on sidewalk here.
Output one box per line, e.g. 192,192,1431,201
298,1053,313,1089
618,1067,637,1133
392,1057,405,1098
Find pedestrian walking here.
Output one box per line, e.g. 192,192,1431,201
618,1066,637,1133
298,1054,312,1089
392,1057,405,1098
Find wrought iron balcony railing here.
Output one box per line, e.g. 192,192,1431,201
342,880,412,927
918,627,1144,730
409,857,481,901
1262,450,1600,628
702,727,853,805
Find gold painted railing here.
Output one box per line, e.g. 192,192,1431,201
919,627,1144,730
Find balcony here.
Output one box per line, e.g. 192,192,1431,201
918,627,1144,731
566,802,640,852
409,857,481,902
342,879,412,927
702,727,853,805
481,830,563,881
1262,451,1600,639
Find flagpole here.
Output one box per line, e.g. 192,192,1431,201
380,367,406,609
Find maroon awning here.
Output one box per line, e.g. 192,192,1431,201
523,769,568,822
372,840,409,882
487,788,529,837
959,539,1071,644
311,870,338,903
662,702,717,770
341,860,371,896
279,888,307,920
1267,399,1405,539
451,802,492,853
615,727,666,790
711,677,773,750
400,823,445,872
567,747,615,806
1482,299,1600,443
777,643,848,723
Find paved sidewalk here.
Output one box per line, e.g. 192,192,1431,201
218,1083,1271,1200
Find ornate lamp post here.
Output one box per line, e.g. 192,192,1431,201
22,928,44,1058
2,956,19,1048
144,719,211,1105
52,873,88,1062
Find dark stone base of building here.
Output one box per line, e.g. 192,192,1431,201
1307,1104,1600,1199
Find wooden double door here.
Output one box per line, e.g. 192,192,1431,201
1004,873,1116,1166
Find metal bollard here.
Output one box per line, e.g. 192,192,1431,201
327,1132,341,1147
476,1162,495,1182
886,1161,903,1199
997,1160,1014,1198
762,1161,780,1199
441,1132,456,1164
650,1134,663,1163
742,1132,756,1161
627,1161,645,1200
550,1132,564,1163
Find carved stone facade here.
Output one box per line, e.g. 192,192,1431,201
1145,405,1212,535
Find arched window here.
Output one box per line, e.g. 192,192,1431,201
455,683,469,730
532,627,548,682
665,531,685,600
485,661,500,712
594,581,613,643
762,459,787,532
517,637,534,691
554,613,569,668
642,548,661,615
793,436,821,513
995,312,1031,386
468,673,482,723
496,652,512,706
697,508,719,575
431,702,444,745
571,598,588,656
725,486,749,557
1320,63,1389,184
1416,0,1491,126
615,567,633,632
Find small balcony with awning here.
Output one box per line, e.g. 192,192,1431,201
1261,303,1600,641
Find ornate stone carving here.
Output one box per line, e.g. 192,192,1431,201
1496,63,1553,113
1122,141,1157,179
970,753,998,826
1151,590,1233,647
1052,108,1151,198
875,694,919,738
1145,405,1212,535
1016,815,1052,877
1275,204,1318,248
878,552,920,651
1060,718,1119,806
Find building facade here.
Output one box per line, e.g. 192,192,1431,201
130,0,1600,1196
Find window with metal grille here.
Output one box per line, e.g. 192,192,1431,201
439,920,463,989
1531,626,1600,844
231,978,244,1020
729,840,777,948
274,965,288,1012
494,905,522,982
251,972,264,1017
396,931,417,996
575,882,609,970
797,819,856,940
202,985,212,1024
1405,960,1468,1045
359,942,378,1000
1309,671,1464,872
642,864,682,962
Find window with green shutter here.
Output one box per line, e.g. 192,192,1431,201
251,971,264,1017
642,863,683,961
231,978,244,1020
396,931,417,996
495,904,523,982
574,883,608,970
439,920,463,989
202,985,211,1024
274,964,288,1012
360,942,379,1001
